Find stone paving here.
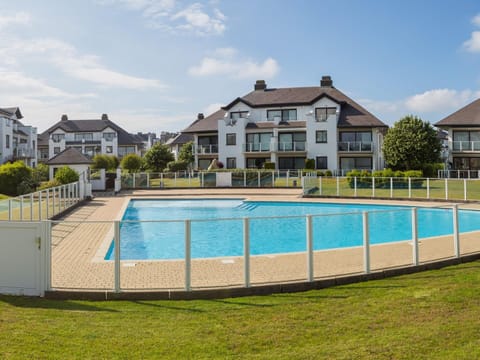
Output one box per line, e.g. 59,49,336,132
50,189,480,291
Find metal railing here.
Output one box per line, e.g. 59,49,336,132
0,181,81,221
452,141,480,151
303,175,480,201
243,143,271,152
277,141,306,152
337,141,373,152
438,170,480,179
193,144,219,154
44,204,470,293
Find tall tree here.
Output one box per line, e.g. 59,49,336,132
382,115,441,171
178,141,194,165
120,154,142,173
143,143,174,172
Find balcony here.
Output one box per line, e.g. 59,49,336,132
277,142,306,152
194,144,218,154
337,141,373,152
452,141,480,152
243,143,271,152
13,147,36,159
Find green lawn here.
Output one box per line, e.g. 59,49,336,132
2,261,480,359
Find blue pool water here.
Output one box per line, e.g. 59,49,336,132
105,199,480,260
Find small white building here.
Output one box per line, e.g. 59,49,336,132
45,147,93,180
182,77,388,172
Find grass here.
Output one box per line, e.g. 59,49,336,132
2,261,480,359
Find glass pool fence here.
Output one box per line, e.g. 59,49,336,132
47,204,478,293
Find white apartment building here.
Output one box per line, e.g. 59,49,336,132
182,77,387,172
38,114,143,162
0,107,38,167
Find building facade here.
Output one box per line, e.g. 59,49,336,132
0,107,37,167
38,114,143,163
436,98,480,175
183,77,388,172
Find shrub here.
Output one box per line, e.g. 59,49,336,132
54,166,79,184
325,170,333,177
166,160,189,172
263,162,275,170
120,154,142,173
32,163,49,185
305,158,315,170
346,169,424,189
38,179,61,190
0,161,33,196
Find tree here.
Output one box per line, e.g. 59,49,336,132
120,153,142,173
32,163,49,184
143,143,174,172
178,141,194,164
382,115,441,172
54,166,79,184
0,161,33,196
91,154,110,170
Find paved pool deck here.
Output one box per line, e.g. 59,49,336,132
50,188,480,293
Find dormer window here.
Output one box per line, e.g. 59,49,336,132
267,109,297,122
315,107,336,122
230,111,249,120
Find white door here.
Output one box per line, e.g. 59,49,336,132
0,222,44,296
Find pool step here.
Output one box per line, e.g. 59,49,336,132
237,202,258,211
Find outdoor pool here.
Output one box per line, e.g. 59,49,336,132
105,199,480,260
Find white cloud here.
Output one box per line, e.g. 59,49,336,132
472,14,480,27
463,31,480,53
98,0,226,36
203,102,223,115
189,48,280,79
0,37,165,90
0,12,31,29
405,88,476,112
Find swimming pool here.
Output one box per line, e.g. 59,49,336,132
105,199,480,260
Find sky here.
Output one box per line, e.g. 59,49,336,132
1,0,480,135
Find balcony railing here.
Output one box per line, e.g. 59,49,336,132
243,143,271,152
194,144,218,154
13,147,36,159
277,142,306,152
452,141,480,151
337,141,373,152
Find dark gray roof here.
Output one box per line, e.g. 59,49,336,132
435,98,480,127
37,133,49,147
41,117,143,145
0,107,23,120
167,132,194,145
46,147,93,165
182,83,386,133
182,109,227,133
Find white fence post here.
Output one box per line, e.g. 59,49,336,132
30,193,34,220
445,178,448,200
243,171,247,188
319,176,322,196
46,189,50,219
363,212,370,274
336,177,340,196
44,220,52,291
286,170,289,187
464,179,467,201
8,199,12,221
412,208,419,266
390,177,393,198
427,178,430,199
408,178,412,199
257,171,260,187
243,218,250,288
185,220,192,291
453,204,460,258
114,220,121,293
38,191,42,220
354,177,357,197
372,178,375,198
306,215,314,282
20,196,23,221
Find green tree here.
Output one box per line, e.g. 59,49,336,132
54,166,79,184
32,163,49,185
120,153,142,173
382,115,441,172
178,141,194,165
0,161,33,196
91,154,110,170
108,155,120,170
143,143,174,172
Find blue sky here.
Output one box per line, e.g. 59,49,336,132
1,0,480,134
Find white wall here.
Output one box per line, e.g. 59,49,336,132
49,164,89,181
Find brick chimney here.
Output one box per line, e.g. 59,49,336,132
197,113,204,120
320,76,333,87
61,114,68,121
101,113,109,120
254,80,267,91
